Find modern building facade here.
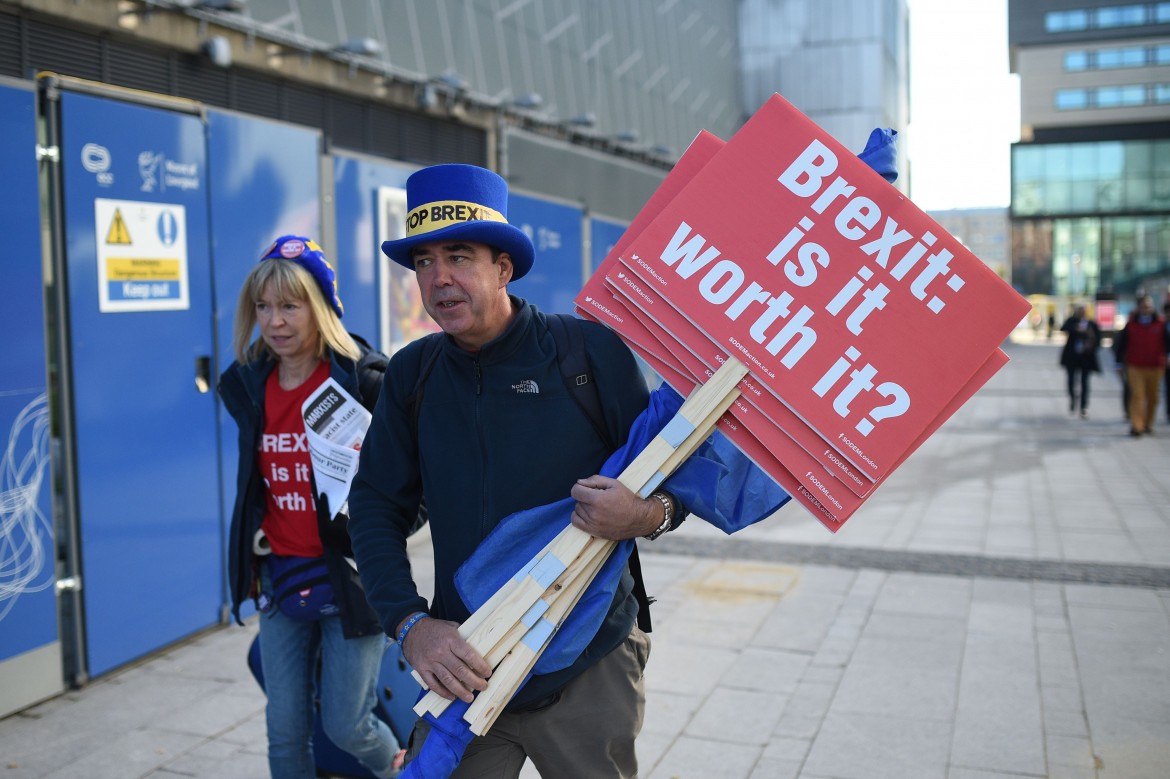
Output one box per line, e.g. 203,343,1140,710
1008,0,1170,310
740,0,911,182
927,207,1012,281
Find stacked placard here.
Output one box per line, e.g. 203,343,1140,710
577,94,1028,529
413,94,1030,736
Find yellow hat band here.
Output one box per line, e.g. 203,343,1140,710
405,200,508,237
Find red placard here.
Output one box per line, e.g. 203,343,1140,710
589,95,1029,480
585,277,1008,529
607,258,874,495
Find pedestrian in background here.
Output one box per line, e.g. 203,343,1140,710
1113,295,1167,437
1163,300,1170,424
219,236,404,779
1059,303,1100,419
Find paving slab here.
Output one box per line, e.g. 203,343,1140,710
1,336,1169,778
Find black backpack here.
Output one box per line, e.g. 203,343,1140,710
408,313,656,632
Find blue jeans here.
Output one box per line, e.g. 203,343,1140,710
258,562,399,779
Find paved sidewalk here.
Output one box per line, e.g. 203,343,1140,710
2,334,1168,778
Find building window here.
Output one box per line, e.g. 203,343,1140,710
1097,46,1147,68
1094,4,1147,27
1045,10,1089,32
1066,44,1169,71
1057,84,1155,110
1012,139,1170,217
1096,85,1147,107
1046,4,1170,32
1065,51,1089,70
1056,88,1090,110
1156,84,1170,103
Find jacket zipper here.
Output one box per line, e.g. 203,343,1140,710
474,357,490,534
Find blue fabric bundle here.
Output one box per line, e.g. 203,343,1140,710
857,127,899,183
402,384,789,779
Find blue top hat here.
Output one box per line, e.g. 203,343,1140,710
380,164,535,281
259,235,344,318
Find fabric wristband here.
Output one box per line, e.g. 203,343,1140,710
395,611,428,645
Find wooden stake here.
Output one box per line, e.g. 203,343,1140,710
464,534,613,734
411,359,748,728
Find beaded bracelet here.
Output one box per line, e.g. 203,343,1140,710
644,492,673,540
395,611,428,645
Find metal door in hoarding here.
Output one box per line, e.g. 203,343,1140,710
0,79,63,717
55,88,221,676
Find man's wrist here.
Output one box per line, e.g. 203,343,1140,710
395,611,429,645
644,492,674,540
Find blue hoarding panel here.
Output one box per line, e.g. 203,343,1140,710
508,193,584,315
331,153,436,356
207,110,321,367
589,215,629,276
0,82,57,662
207,111,322,609
60,91,221,676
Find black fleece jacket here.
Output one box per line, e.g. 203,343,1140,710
348,298,651,708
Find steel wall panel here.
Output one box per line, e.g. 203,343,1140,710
588,215,629,276
508,191,586,315
59,90,222,676
207,109,322,575
330,152,424,356
0,79,61,712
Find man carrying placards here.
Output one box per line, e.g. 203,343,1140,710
348,164,691,778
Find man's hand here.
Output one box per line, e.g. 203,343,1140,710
400,616,492,703
570,475,663,540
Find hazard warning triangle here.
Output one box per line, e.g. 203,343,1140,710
106,208,132,245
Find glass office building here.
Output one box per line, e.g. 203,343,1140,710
1009,1,1170,307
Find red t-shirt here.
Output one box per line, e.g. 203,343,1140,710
259,360,331,557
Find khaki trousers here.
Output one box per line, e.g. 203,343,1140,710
1127,365,1162,433
405,627,650,779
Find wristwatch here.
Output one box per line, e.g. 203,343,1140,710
644,491,674,540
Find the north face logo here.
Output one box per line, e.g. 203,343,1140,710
512,379,539,394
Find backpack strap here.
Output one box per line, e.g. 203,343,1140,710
403,333,444,536
545,313,655,633
408,333,446,444
544,313,616,452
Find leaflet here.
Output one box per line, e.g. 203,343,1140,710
301,377,372,519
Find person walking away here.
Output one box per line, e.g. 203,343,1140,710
1163,300,1170,423
218,236,404,779
1113,295,1167,437
348,165,694,779
1059,304,1101,418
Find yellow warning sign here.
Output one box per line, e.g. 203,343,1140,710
105,258,181,281
105,208,132,245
